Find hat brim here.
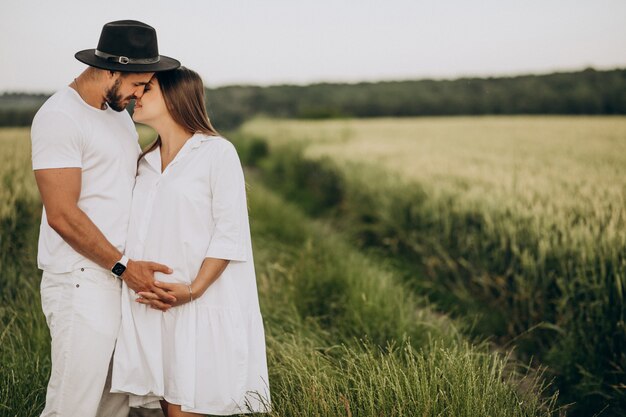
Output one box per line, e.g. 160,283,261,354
75,49,181,72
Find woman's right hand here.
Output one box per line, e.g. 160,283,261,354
136,281,193,310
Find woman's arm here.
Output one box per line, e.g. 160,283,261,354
190,257,230,298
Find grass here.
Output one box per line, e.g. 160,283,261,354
237,116,626,416
244,180,558,417
0,126,559,416
0,128,49,415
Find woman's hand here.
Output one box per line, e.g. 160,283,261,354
136,281,193,310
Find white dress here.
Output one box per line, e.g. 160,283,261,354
111,134,271,415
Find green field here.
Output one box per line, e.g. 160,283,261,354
241,116,626,223
237,116,626,416
0,126,560,416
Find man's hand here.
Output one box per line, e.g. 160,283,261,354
122,260,176,306
136,281,193,311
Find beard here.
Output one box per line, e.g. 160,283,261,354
104,78,134,112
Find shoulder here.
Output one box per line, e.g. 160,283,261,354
32,88,81,132
31,108,81,141
198,134,239,157
195,135,244,179
36,87,79,115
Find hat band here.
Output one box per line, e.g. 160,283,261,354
95,50,161,65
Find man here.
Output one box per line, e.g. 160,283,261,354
31,20,180,417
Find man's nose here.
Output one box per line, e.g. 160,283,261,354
134,87,145,99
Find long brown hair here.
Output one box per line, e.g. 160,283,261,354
139,67,219,161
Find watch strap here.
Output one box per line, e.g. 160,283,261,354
111,255,129,277
118,255,129,267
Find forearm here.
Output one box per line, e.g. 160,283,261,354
48,206,121,270
190,257,230,298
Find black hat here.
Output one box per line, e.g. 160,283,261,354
75,20,180,72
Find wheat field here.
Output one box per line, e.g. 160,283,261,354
239,115,626,415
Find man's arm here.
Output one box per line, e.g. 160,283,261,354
34,167,175,303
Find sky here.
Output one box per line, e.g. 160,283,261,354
1,0,625,93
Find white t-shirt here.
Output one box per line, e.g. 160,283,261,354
31,86,141,273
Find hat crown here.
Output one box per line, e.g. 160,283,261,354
74,19,180,72
96,20,159,59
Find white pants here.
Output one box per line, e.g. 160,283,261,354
40,267,129,417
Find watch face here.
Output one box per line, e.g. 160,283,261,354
112,263,126,276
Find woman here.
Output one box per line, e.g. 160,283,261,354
111,67,271,416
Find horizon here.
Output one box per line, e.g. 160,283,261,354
1,65,622,96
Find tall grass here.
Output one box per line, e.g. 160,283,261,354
237,116,626,416
0,127,558,416
248,184,558,417
0,128,49,415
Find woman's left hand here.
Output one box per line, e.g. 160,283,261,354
136,281,193,310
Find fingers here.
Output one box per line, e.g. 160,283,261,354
137,288,176,304
151,286,177,303
149,262,173,274
136,297,171,311
153,281,175,290
137,291,160,300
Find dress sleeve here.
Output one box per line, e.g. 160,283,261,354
31,110,83,170
205,141,248,262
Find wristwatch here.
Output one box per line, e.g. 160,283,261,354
111,255,129,278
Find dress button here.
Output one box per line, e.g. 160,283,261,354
76,284,80,288
80,268,84,272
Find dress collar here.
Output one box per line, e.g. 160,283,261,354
143,145,161,173
142,133,218,174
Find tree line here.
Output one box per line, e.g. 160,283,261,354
1,67,624,130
